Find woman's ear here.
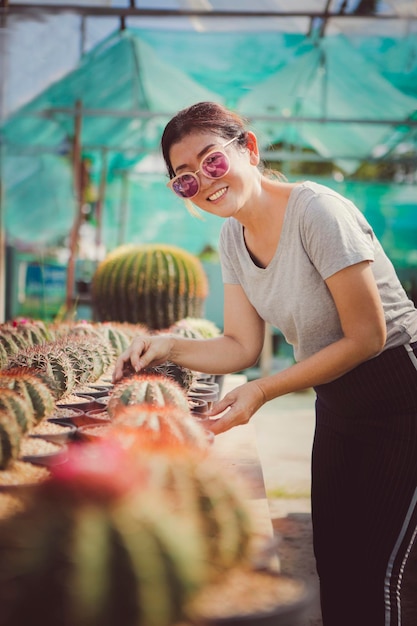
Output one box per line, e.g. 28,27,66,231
246,131,260,165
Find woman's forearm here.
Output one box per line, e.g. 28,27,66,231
169,334,260,375
256,335,383,402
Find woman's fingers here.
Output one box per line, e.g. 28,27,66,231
205,382,267,435
112,336,174,382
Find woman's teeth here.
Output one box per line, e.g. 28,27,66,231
209,187,227,201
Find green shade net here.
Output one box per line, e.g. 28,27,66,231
2,27,416,272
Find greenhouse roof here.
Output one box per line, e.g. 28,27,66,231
1,0,417,258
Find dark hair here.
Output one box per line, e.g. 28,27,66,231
161,101,248,179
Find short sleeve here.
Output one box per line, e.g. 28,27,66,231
219,221,241,285
300,189,375,280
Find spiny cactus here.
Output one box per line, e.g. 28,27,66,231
0,409,22,469
60,335,114,385
146,455,254,578
110,404,209,451
171,316,222,339
0,343,7,369
7,320,50,346
108,374,190,417
0,440,207,626
0,388,35,433
0,327,28,356
91,244,209,330
97,322,146,358
7,344,77,400
0,368,56,423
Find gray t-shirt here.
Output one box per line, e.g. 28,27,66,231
219,180,417,362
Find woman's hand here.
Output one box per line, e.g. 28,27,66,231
204,380,267,435
112,334,175,382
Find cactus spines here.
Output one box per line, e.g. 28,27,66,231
0,342,7,369
171,316,221,339
108,374,190,417
111,404,209,451
91,244,209,330
0,410,22,469
0,369,56,423
7,345,76,400
142,357,195,392
0,440,206,626
0,389,35,433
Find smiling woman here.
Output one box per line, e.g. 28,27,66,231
113,101,417,626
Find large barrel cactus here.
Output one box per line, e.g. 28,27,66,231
0,440,207,626
0,423,257,625
91,244,209,330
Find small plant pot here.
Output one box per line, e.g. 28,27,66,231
20,442,68,467
57,395,99,413
85,408,111,420
190,381,220,395
29,419,77,445
194,372,216,384
77,423,114,442
190,570,314,626
188,397,209,415
49,411,110,429
81,387,110,399
92,396,110,408
188,389,218,411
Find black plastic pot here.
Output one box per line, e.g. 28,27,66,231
193,572,314,626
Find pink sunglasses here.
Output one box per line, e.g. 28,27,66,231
167,136,239,199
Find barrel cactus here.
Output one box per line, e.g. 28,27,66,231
0,389,35,433
0,409,22,469
0,439,207,626
0,368,56,423
7,344,77,400
108,374,190,417
91,244,209,330
110,404,209,451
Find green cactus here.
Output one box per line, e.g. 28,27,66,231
0,409,22,469
0,368,56,423
0,327,27,355
60,336,114,385
0,388,35,437
148,455,254,578
7,344,77,400
91,244,209,330
171,316,222,339
0,342,8,369
97,322,142,358
0,441,207,626
111,403,209,451
107,374,190,417
141,358,195,392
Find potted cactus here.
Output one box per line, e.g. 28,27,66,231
91,243,209,329
0,437,256,626
107,374,190,417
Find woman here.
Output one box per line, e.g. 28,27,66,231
113,101,417,626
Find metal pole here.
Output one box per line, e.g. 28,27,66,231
65,99,83,317
0,2,9,323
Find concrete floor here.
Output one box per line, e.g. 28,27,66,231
251,387,323,626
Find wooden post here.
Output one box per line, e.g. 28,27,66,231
118,171,129,246
95,148,108,251
65,99,84,317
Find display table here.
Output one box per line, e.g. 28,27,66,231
210,375,279,571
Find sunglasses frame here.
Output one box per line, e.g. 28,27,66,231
167,136,239,199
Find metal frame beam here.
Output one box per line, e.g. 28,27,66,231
1,3,415,20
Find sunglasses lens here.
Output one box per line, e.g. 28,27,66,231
172,173,199,198
201,151,230,178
